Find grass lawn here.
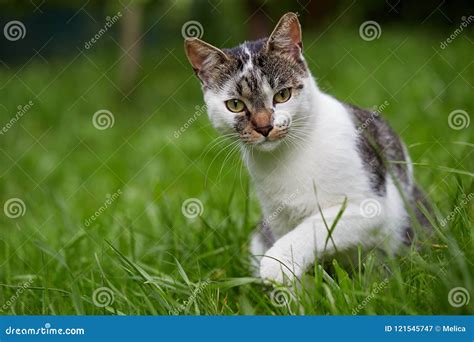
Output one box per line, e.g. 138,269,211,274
0,27,472,315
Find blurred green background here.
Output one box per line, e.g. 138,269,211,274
0,0,472,315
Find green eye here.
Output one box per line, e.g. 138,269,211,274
273,88,292,103
225,99,246,113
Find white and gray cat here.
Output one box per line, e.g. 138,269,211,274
184,12,430,283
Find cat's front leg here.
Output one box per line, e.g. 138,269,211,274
259,203,389,283
249,222,275,276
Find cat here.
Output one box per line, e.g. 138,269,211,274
184,12,430,283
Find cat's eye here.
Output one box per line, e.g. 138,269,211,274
273,88,292,104
225,99,246,113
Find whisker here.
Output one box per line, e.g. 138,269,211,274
201,133,239,160
205,139,241,186
217,141,243,181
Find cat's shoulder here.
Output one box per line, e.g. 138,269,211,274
344,102,409,195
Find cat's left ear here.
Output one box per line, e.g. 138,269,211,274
266,12,303,57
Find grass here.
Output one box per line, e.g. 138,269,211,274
0,26,472,315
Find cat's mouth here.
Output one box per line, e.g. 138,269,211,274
240,127,288,150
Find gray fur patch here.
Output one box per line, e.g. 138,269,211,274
259,220,276,247
346,103,409,195
347,104,432,245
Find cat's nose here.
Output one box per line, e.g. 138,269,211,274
255,125,273,137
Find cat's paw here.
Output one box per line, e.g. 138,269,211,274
259,257,290,284
259,246,302,284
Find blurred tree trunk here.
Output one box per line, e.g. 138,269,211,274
118,2,143,95
303,0,336,28
245,0,271,39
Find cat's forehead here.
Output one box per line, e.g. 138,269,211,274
224,38,266,62
207,39,307,99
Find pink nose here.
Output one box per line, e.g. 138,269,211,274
255,125,273,137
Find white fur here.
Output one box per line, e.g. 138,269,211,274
203,67,410,284
240,46,253,76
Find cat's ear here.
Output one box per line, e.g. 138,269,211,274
266,12,303,57
184,38,229,83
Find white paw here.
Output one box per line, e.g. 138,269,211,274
259,246,302,284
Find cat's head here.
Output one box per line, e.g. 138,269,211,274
185,13,314,152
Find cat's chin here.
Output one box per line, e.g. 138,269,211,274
252,139,283,152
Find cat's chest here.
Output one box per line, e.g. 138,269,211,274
248,144,365,236
251,159,324,235
263,192,311,235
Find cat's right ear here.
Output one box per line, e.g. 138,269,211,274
184,38,229,83
266,12,303,58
